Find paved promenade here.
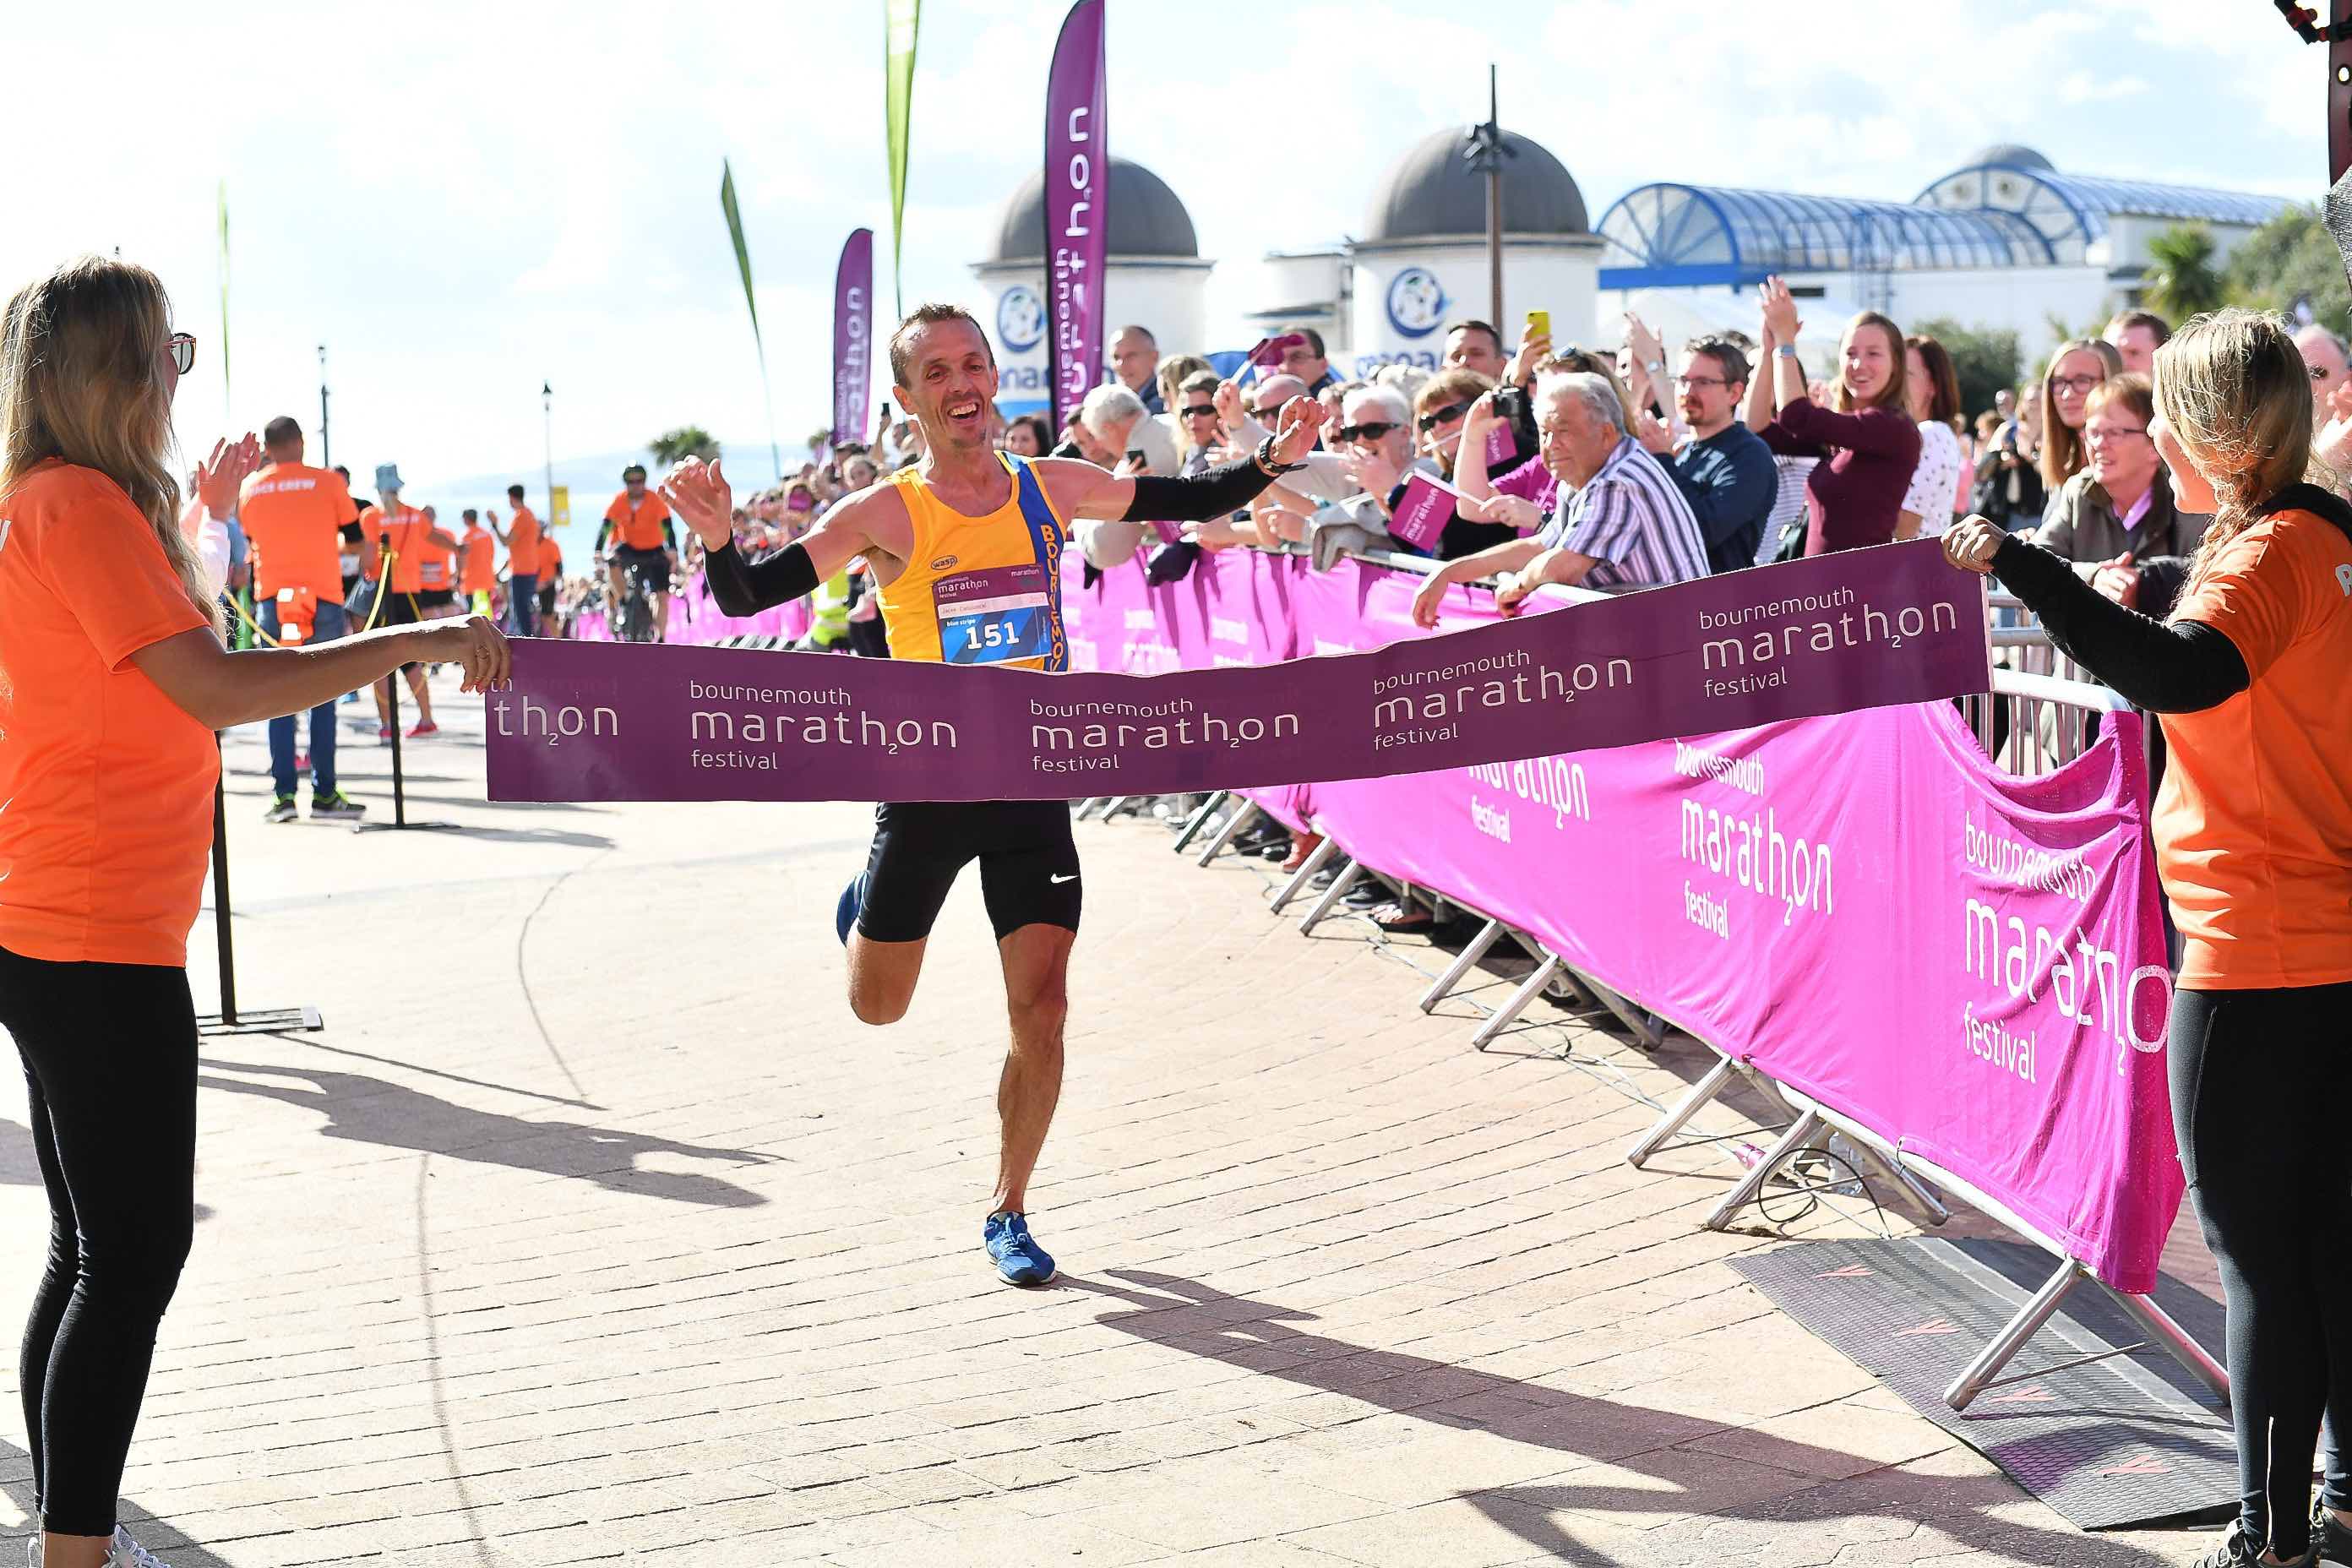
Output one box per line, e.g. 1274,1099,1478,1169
0,679,2225,1565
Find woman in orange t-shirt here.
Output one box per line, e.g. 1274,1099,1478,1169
1947,308,2352,1568
0,257,509,1568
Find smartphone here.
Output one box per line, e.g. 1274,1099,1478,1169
1526,309,1550,340
1124,449,1147,466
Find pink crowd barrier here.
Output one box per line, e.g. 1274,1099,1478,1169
571,572,815,646
1060,547,2182,1297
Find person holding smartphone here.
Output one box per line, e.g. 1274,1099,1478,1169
0,256,509,1568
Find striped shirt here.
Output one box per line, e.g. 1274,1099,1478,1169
1538,438,1709,590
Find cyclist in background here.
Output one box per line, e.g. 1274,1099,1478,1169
594,464,679,642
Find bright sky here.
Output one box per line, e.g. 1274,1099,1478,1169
11,0,2323,506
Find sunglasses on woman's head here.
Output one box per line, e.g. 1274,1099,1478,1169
166,332,196,375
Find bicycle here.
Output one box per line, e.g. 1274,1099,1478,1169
614,558,661,645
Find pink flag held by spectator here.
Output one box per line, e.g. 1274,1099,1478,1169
1388,469,1465,553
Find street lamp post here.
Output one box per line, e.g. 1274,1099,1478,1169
542,381,554,520
1463,65,1514,326
318,345,330,469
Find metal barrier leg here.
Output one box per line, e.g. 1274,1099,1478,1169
1571,969,1666,1049
1297,858,1364,935
1171,791,1228,853
1194,800,1261,868
1625,1054,1738,1168
2100,1281,2231,1405
1269,832,1342,914
1944,1260,2082,1411
1074,797,1107,820
1849,1144,1952,1228
1418,917,1504,1013
1470,951,1564,1052
1703,1108,1821,1231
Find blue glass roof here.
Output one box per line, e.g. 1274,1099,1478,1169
1914,163,2293,259
1596,182,2053,290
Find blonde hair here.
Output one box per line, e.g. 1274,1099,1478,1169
2037,337,2125,493
2153,308,2319,576
0,256,217,630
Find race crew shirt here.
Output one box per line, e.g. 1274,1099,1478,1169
604,491,672,552
507,503,542,575
0,460,218,966
364,503,436,595
2159,504,2352,989
238,460,358,605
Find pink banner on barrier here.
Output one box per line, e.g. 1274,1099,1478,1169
1058,544,2179,1294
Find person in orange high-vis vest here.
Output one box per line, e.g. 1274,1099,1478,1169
0,256,509,1568
357,466,460,740
488,482,540,635
458,508,497,615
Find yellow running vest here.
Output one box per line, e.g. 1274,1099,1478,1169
876,454,1070,671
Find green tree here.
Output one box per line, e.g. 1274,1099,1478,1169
1914,318,2021,423
2222,202,2352,330
649,426,721,466
2142,223,2228,325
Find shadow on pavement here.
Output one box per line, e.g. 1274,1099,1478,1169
1070,1268,2189,1567
198,1059,776,1207
0,1436,234,1568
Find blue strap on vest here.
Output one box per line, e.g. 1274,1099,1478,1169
1004,455,1070,672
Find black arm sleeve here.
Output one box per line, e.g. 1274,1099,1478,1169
1989,535,2248,714
1121,454,1279,523
340,522,366,545
704,540,819,617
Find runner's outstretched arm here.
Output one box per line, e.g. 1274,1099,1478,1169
1038,396,1330,523
662,457,897,615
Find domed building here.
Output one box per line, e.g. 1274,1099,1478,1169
970,156,1213,416
1247,125,1603,378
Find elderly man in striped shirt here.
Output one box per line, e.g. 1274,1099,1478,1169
1409,372,1708,628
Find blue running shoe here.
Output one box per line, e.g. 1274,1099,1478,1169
836,871,867,945
983,1211,1056,1286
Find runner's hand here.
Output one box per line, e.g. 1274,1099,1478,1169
1942,514,2004,576
659,457,734,550
2091,552,2138,607
1266,396,1327,467
195,433,261,516
422,613,511,693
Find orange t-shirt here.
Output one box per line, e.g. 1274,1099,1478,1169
539,534,563,576
0,460,218,966
363,504,435,594
507,504,542,576
460,526,496,593
238,461,357,604
2159,505,2352,989
415,527,455,591
605,490,672,552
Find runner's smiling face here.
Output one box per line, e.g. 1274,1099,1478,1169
901,318,1001,450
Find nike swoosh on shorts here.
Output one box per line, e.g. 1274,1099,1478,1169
1050,874,1079,885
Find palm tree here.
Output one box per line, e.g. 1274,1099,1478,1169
649,426,721,467
2143,224,2226,325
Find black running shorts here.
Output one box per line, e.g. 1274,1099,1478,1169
612,544,672,594
858,800,1081,944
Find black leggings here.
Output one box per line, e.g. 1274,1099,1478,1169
2170,983,2352,1560
0,945,196,1538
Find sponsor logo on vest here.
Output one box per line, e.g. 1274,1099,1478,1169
931,555,958,571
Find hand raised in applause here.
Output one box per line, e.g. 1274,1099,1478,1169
195,433,261,516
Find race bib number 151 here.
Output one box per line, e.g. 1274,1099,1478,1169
934,564,1055,666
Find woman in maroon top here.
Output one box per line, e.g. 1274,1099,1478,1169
1750,276,1922,555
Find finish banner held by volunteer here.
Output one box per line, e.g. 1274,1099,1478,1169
487,542,1993,804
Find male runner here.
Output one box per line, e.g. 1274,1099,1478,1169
596,465,680,640
662,302,1323,1286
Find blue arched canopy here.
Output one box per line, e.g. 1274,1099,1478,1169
1914,161,2293,263
1597,182,2053,291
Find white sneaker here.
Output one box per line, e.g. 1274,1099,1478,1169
106,1529,174,1568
